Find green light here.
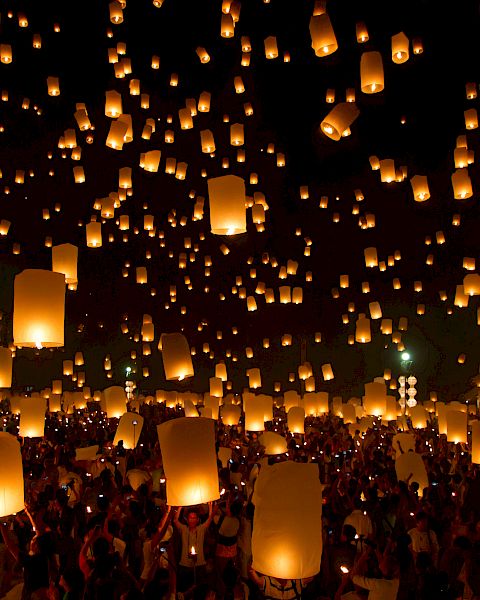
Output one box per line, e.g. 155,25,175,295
401,352,410,361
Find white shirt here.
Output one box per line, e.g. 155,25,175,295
352,575,399,600
407,527,439,555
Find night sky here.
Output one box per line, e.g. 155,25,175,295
0,0,479,402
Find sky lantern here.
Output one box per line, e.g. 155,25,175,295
0,348,12,388
264,36,279,59
391,32,409,63
446,410,467,444
52,243,78,285
0,44,13,64
47,76,60,96
355,313,371,343
288,406,305,434
104,386,127,418
14,269,65,348
19,396,46,438
208,175,247,235
363,381,387,416
471,421,480,464
309,13,338,57
113,412,144,449
158,417,219,506
463,273,480,296
252,462,323,579
221,404,241,425
0,433,24,517
159,333,194,380
244,392,265,431
356,21,369,43
86,220,102,247
259,431,287,455
360,51,384,93
321,103,359,141
410,175,430,201
395,452,428,496
105,90,122,117
451,169,473,199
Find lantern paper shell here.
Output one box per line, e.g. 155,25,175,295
259,431,288,455
75,445,100,461
0,348,12,388
471,421,480,464
157,417,219,506
321,103,359,141
208,175,247,235
410,175,430,202
309,13,338,57
159,333,194,380
252,462,323,579
363,382,387,416
19,396,46,438
288,406,305,434
52,243,78,284
244,393,266,431
391,32,409,63
14,269,65,348
446,410,467,444
104,386,127,418
410,405,427,429
395,452,428,496
360,51,384,94
0,433,24,517
221,404,241,425
113,412,144,449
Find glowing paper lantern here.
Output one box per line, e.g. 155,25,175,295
363,382,387,416
309,13,338,57
0,433,24,517
364,247,378,267
157,417,219,506
355,314,371,343
463,273,480,296
391,32,409,63
19,396,46,438
395,452,428,496
360,51,384,94
252,462,322,579
288,406,305,434
410,405,427,429
410,175,430,202
159,333,194,380
322,363,334,380
221,404,241,425
52,243,78,285
446,410,467,444
13,270,65,348
259,432,288,455
208,175,247,235
86,221,102,247
0,348,12,388
321,103,359,141
113,412,144,449
451,169,473,199
244,393,265,431
471,421,480,464
104,386,127,418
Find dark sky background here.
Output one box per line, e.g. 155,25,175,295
0,0,479,402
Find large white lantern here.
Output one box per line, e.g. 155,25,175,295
19,396,46,438
207,175,247,235
252,462,323,579
113,412,144,449
157,417,219,506
159,333,194,381
0,433,24,517
14,269,65,348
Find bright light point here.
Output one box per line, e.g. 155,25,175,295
35,339,43,349
226,227,235,235
324,125,333,134
401,352,410,361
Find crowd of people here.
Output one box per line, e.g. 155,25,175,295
1,399,480,600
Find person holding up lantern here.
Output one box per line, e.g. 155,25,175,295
174,501,214,592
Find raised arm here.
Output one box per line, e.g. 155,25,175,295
173,506,183,529
204,501,215,528
151,506,173,549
